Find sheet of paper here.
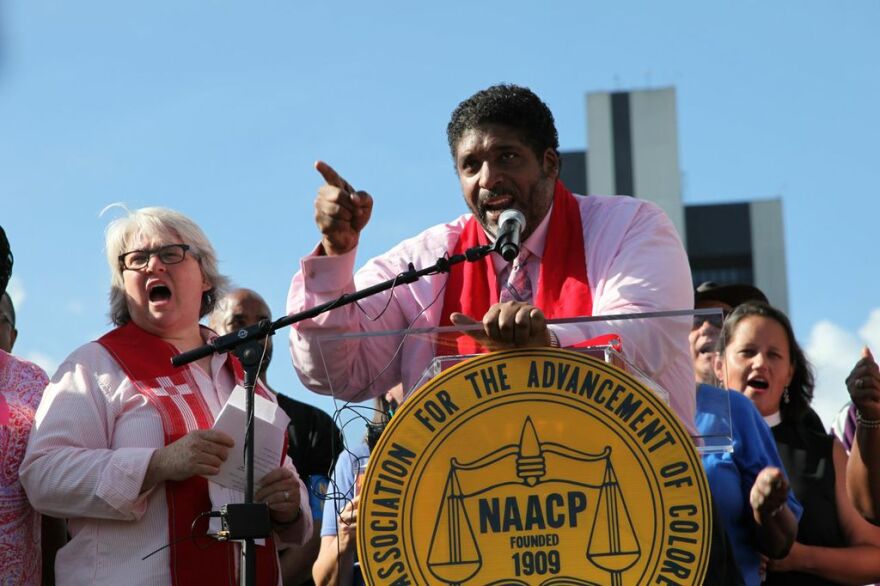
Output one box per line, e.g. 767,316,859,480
210,385,290,493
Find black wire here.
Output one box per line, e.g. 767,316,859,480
314,251,461,581
141,511,223,560
353,271,403,321
322,256,451,427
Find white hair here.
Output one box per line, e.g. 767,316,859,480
103,205,229,326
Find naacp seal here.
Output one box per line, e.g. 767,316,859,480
358,348,711,585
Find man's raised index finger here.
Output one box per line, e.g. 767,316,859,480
315,160,354,192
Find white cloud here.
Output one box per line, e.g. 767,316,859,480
6,275,25,308
858,309,880,352
25,352,60,377
805,311,880,430
67,300,85,315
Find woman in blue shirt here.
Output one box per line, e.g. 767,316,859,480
698,383,802,586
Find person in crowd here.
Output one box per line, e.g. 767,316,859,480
714,301,880,585
287,83,696,432
0,292,18,353
212,287,344,585
312,385,403,586
20,207,312,585
835,347,880,523
0,226,53,585
1,274,68,585
690,283,799,585
690,281,767,385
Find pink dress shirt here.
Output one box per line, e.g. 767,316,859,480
0,350,48,586
287,193,696,433
20,341,312,586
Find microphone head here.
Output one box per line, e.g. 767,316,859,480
498,208,526,231
497,209,526,262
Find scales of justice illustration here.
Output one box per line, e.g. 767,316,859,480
427,416,640,586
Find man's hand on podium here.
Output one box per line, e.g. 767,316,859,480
450,301,553,350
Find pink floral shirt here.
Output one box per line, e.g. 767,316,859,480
0,350,48,586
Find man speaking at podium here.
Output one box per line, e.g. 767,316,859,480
287,84,695,432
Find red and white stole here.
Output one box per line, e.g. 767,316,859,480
438,180,594,355
98,321,279,586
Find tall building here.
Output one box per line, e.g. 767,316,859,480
586,88,686,243
559,87,789,312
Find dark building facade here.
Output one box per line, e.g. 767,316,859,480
561,87,789,311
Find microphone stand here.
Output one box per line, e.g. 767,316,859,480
171,242,495,586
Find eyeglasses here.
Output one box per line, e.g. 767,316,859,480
692,310,730,330
118,244,191,271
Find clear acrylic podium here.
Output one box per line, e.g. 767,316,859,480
314,309,733,454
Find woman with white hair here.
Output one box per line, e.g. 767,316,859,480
20,207,312,585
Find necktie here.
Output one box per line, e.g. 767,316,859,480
499,251,533,304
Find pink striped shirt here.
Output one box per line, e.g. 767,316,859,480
20,342,312,586
288,194,696,433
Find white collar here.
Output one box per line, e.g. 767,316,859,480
763,411,782,428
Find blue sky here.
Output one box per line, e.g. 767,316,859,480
2,1,877,432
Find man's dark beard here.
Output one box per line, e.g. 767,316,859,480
476,174,554,240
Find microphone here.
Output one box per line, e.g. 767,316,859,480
495,209,526,262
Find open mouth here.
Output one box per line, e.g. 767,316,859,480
480,190,517,218
482,194,515,211
747,378,769,391
148,284,172,302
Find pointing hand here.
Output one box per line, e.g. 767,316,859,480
314,161,374,256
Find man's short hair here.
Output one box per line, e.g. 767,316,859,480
447,84,559,161
211,288,271,332
0,226,12,297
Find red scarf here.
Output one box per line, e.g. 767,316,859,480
439,180,593,355
98,322,279,586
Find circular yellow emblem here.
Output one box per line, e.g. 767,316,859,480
358,349,711,585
